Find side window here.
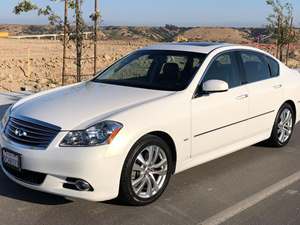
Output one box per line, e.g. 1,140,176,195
202,52,242,88
264,55,280,77
240,51,271,83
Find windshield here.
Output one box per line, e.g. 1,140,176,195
93,50,207,91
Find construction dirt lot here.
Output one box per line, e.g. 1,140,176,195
0,38,151,92
1,26,300,92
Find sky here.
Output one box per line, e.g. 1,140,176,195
0,0,299,27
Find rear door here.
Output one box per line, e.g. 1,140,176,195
238,51,283,137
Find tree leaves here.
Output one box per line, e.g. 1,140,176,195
265,0,298,61
13,0,38,14
13,0,80,26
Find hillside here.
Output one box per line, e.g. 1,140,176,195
0,24,260,43
0,24,58,35
177,27,251,44
0,24,186,41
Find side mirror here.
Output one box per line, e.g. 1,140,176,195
202,79,229,93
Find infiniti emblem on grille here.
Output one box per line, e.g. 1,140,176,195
15,128,27,137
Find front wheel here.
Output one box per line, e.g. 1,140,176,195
266,103,295,147
119,135,173,206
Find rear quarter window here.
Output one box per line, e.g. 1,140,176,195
264,55,280,77
240,51,271,83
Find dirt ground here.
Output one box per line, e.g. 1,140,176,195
0,38,299,92
0,39,151,92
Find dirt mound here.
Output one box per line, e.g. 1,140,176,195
178,27,250,44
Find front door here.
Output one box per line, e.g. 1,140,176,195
191,52,249,157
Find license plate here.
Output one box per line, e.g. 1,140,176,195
1,149,21,171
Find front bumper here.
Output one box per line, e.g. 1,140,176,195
0,129,128,201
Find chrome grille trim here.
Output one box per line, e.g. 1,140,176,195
4,116,61,149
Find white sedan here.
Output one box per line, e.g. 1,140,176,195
1,42,300,205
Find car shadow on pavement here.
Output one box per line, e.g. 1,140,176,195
0,170,72,205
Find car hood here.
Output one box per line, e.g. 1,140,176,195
11,82,174,130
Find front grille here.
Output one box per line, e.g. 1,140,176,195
3,163,46,185
4,116,61,149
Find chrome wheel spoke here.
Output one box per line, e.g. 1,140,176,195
149,173,159,192
283,111,291,124
282,127,290,133
279,131,285,142
146,146,155,165
132,175,145,187
133,163,143,172
150,146,159,165
151,168,167,176
135,177,147,195
131,145,168,199
137,154,146,166
145,175,152,197
151,158,167,169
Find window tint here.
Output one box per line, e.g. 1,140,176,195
113,55,153,80
203,52,242,88
94,50,207,91
264,55,280,77
240,52,271,83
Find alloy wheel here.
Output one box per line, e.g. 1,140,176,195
277,108,293,143
131,145,168,199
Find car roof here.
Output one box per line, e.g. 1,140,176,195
142,42,234,54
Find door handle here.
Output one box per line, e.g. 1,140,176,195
273,84,282,89
236,94,249,100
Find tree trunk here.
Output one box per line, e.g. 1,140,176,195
94,0,99,75
286,43,290,65
62,0,68,85
279,45,284,61
75,0,82,82
285,17,294,66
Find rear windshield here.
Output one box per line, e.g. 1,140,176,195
93,50,207,91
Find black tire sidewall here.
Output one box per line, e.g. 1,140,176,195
120,135,173,206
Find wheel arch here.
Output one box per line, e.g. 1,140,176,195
283,100,297,121
147,131,177,174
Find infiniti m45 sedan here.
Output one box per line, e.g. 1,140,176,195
1,42,300,205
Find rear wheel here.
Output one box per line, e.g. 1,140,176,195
266,103,295,147
119,135,173,206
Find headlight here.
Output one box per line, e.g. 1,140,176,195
60,121,123,147
1,105,12,128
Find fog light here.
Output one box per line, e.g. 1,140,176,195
64,178,94,192
74,180,92,191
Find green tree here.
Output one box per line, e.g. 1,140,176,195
13,0,76,26
13,0,88,82
266,0,298,63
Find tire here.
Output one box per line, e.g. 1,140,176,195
266,103,295,147
119,135,173,206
